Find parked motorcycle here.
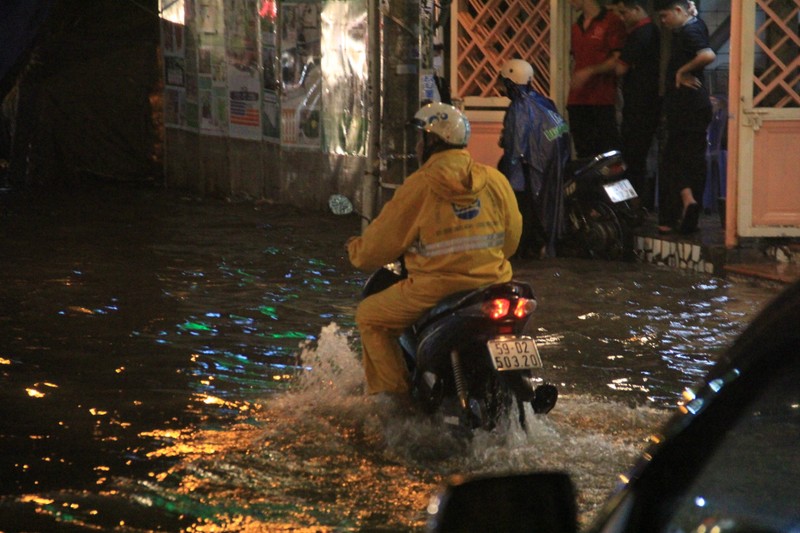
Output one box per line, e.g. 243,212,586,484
560,150,642,260
329,194,558,433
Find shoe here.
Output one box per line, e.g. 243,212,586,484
678,202,700,234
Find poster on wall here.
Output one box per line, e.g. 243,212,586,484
228,68,261,139
199,0,220,34
225,0,261,139
162,18,187,128
183,20,200,130
165,56,186,87
164,87,185,126
199,77,228,132
195,0,228,136
280,1,322,149
162,18,185,57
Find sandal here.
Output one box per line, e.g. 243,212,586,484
678,202,700,234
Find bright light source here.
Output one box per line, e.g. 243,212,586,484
694,496,706,507
482,298,510,320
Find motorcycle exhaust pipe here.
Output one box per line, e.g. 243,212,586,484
532,384,558,414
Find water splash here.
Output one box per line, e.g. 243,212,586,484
293,322,364,397
263,325,672,526
0,323,674,530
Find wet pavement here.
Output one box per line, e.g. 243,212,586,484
0,185,784,531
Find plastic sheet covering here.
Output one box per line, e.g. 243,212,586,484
0,1,53,90
320,0,367,156
279,1,322,149
260,1,280,141
159,0,184,24
7,1,160,184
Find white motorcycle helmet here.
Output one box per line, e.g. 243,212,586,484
410,102,471,147
499,58,534,86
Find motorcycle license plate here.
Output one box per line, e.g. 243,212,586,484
603,179,638,203
487,336,542,371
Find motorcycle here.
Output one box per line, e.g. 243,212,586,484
329,194,558,433
560,150,642,261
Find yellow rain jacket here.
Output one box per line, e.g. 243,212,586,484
349,149,521,282
348,148,522,395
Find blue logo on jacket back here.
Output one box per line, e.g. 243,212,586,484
452,199,481,220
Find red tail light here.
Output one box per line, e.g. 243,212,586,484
513,298,536,318
481,298,536,320
601,161,627,177
482,298,510,320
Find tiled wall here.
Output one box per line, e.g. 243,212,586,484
634,235,716,274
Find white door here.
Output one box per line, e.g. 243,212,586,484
731,0,800,241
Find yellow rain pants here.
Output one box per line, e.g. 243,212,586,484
356,276,487,394
348,149,521,395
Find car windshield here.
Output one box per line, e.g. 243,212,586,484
666,350,800,532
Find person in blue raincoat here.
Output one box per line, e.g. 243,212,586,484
498,59,571,259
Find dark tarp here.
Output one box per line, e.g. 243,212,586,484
3,0,162,187
0,0,53,97
0,0,53,171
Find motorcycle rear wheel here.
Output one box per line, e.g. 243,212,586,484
474,375,520,431
580,201,624,260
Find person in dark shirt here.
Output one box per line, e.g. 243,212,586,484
567,0,627,158
655,0,715,234
612,0,661,211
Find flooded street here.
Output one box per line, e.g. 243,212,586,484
0,186,782,531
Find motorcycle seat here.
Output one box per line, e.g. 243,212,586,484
412,281,534,333
412,287,478,332
566,150,624,180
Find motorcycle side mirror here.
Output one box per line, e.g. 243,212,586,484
328,194,354,216
427,472,578,533
329,194,373,223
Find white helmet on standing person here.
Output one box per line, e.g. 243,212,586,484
499,58,534,86
410,101,471,147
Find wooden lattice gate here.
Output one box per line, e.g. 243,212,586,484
453,0,553,100
449,0,561,164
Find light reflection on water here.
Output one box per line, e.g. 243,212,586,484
516,263,778,406
0,187,782,530
15,325,669,531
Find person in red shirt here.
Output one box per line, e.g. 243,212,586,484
567,0,627,158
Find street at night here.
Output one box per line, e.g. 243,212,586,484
0,186,782,530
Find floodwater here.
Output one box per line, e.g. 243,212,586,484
0,185,782,531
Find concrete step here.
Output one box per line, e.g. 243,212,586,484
724,261,800,285
631,211,800,286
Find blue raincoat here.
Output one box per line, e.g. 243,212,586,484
498,85,571,257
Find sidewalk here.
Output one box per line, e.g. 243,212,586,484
631,209,800,286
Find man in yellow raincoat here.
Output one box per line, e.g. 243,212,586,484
347,102,522,401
